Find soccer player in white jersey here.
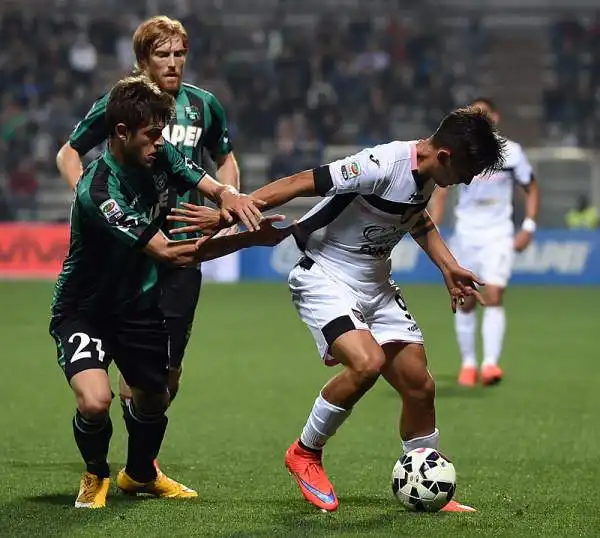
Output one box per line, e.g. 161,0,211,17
168,107,505,513
430,98,540,387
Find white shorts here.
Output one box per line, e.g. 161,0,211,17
450,235,514,287
288,257,424,365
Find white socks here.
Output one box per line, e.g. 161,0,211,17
482,306,506,366
300,393,351,450
402,428,440,455
301,394,440,460
455,307,506,367
455,310,476,368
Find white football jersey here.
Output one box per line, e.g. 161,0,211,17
454,138,533,242
294,141,435,287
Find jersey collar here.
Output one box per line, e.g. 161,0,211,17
103,148,124,177
102,148,143,187
409,142,418,171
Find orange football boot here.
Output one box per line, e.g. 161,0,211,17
458,366,477,387
481,364,503,386
285,439,339,512
442,500,477,512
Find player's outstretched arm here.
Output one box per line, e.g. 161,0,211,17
250,170,319,210
410,210,485,312
161,142,265,231
428,187,449,226
197,175,266,231
168,145,386,231
251,145,388,209
144,215,291,266
167,170,317,235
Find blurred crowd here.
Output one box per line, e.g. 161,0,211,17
545,12,600,147
0,2,599,222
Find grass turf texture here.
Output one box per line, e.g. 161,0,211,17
0,281,598,537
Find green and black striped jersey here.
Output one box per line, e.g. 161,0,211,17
68,82,232,238
51,142,206,317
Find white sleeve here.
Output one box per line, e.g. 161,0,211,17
314,146,388,196
513,145,533,186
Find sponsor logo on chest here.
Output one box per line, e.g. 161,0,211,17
162,124,202,148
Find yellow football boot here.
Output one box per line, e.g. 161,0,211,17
74,472,110,508
117,468,197,499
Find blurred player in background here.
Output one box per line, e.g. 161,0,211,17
170,107,505,512
56,16,241,416
429,98,540,387
50,76,279,508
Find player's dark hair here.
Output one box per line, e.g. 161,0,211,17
106,75,175,134
432,106,506,176
471,97,497,112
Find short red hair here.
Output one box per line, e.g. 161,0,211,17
133,16,189,66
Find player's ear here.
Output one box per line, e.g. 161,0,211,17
115,123,128,141
437,149,452,168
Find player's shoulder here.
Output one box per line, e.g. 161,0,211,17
502,138,528,166
367,140,412,165
85,91,110,113
76,156,117,204
181,82,219,104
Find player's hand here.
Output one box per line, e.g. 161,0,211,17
250,215,292,246
219,188,266,232
168,204,228,235
514,229,533,252
167,205,222,235
442,264,485,313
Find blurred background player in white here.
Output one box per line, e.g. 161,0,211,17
430,98,540,387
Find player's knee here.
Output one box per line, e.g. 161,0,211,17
459,296,477,313
404,372,435,406
118,374,133,401
132,389,169,416
77,392,112,419
351,350,386,383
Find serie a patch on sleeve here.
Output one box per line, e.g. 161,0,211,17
99,199,125,224
341,161,361,181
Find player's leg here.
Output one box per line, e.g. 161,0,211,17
371,285,475,512
450,237,480,386
118,267,201,407
286,260,385,511
50,316,112,508
456,296,478,386
113,311,197,498
118,267,201,471
159,265,203,402
286,330,385,512
380,341,476,512
479,239,514,385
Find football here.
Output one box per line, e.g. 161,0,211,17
391,447,456,512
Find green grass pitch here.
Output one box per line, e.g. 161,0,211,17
1,281,599,537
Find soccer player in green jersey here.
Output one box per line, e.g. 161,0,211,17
56,16,240,412
51,76,289,508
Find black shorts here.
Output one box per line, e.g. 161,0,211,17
158,265,202,369
49,308,169,394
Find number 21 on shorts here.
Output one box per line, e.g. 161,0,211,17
68,332,106,363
